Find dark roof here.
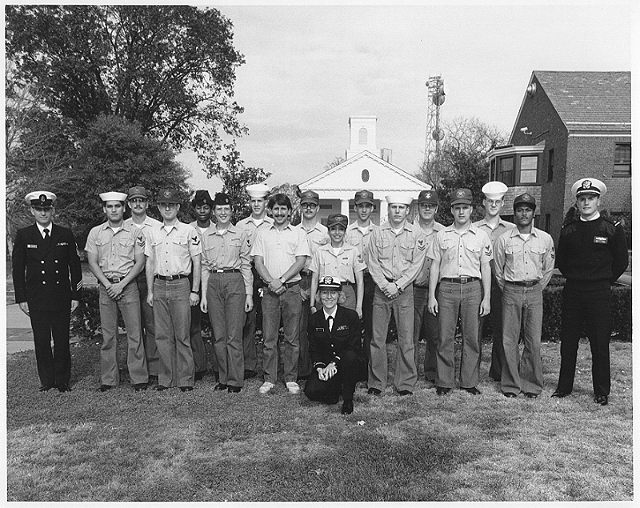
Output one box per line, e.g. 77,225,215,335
534,71,630,131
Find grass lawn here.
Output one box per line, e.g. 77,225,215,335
6,337,632,502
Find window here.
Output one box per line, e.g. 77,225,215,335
359,127,368,145
519,156,538,184
490,159,497,181
547,149,554,182
614,143,631,177
499,157,514,186
361,169,370,182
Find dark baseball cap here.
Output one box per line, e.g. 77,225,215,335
354,190,375,205
418,189,438,205
327,214,348,229
451,188,472,206
299,190,320,205
127,186,149,200
513,193,536,210
157,189,182,204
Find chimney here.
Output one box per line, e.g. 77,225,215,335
380,148,392,163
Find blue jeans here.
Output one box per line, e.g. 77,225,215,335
261,284,302,384
99,282,147,386
153,278,194,387
436,280,482,389
501,283,543,395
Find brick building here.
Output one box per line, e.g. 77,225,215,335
488,71,631,242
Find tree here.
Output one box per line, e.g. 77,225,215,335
214,143,271,223
42,115,190,247
323,155,346,171
6,5,246,174
417,117,507,224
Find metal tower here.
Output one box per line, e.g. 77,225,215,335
423,75,445,187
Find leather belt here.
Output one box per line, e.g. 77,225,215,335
441,277,479,284
300,270,312,277
341,281,352,287
155,274,189,280
506,280,539,287
284,281,300,288
106,276,126,284
413,283,428,289
213,269,240,273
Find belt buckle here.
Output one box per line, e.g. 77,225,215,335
460,276,468,283
216,269,224,273
112,277,121,283
166,275,174,281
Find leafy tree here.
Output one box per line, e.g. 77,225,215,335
211,144,271,223
269,183,302,225
417,117,506,224
6,5,246,173
33,115,189,248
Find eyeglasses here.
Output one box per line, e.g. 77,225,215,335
301,203,318,209
129,198,147,204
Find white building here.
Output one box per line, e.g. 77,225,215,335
298,116,431,225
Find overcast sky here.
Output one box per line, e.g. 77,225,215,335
183,2,633,192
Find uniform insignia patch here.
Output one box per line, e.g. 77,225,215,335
594,236,608,244
357,254,363,263
582,180,592,189
315,327,325,332
417,239,426,250
57,242,69,246
336,325,348,331
484,245,492,256
137,237,145,247
192,236,200,245
27,244,37,249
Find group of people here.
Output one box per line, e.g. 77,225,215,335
12,176,628,414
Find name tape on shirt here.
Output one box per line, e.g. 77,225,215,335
594,236,608,245
27,244,38,249
57,242,69,246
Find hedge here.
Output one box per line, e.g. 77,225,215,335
71,281,631,343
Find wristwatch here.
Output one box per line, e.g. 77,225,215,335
279,276,286,284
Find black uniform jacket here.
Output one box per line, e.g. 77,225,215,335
12,224,82,311
308,305,363,368
556,216,628,283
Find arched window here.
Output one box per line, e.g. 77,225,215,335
359,127,368,145
361,169,370,182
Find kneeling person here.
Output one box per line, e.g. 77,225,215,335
304,276,367,415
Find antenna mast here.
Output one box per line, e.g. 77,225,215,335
423,75,445,187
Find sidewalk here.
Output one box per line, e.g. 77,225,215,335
6,304,35,354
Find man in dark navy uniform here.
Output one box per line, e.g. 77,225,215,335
552,178,628,406
304,276,367,415
12,191,82,392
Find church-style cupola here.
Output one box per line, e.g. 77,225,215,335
346,116,378,159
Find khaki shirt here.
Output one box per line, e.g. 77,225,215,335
493,227,555,286
251,223,311,283
345,222,378,269
427,224,493,280
85,222,146,278
145,221,202,276
472,217,515,244
236,216,274,253
201,224,253,294
413,221,445,287
365,221,427,291
300,221,329,271
309,243,366,283
124,216,162,242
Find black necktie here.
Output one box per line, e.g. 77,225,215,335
43,228,50,240
327,315,333,332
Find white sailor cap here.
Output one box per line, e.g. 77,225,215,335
481,181,508,200
99,192,129,202
25,191,56,207
246,182,270,199
571,177,607,198
385,193,413,206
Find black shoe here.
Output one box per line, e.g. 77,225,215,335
228,385,241,393
214,383,228,391
367,387,381,396
463,387,481,395
148,374,158,382
244,370,257,380
503,392,517,398
39,385,53,392
194,371,207,381
213,372,220,382
133,383,148,392
436,387,451,396
489,375,501,382
57,384,71,393
523,392,538,399
551,390,570,398
397,390,413,396
595,395,608,406
179,386,194,392
155,385,169,391
341,400,354,415
425,379,436,388
98,385,113,392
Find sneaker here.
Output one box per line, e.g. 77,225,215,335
285,381,301,394
259,381,275,394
